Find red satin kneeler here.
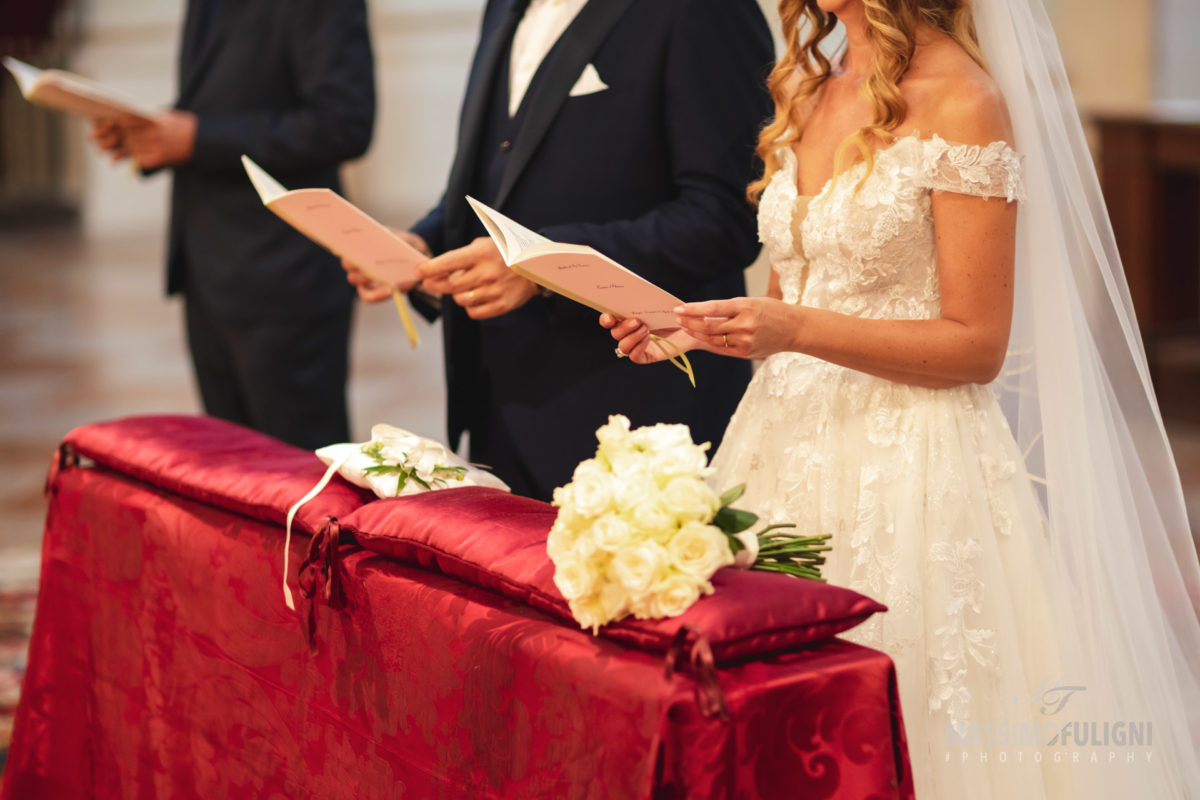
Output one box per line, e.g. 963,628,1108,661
2,415,914,799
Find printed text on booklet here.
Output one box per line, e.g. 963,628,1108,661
466,196,683,333
242,155,423,288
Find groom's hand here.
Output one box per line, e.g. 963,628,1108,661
418,237,538,320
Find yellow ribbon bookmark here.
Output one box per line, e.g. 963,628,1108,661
391,287,420,349
649,334,696,388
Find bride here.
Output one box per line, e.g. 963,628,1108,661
603,0,1200,796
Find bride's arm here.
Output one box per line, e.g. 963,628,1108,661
679,88,1017,388
677,188,1016,388
608,183,1016,387
606,187,1014,387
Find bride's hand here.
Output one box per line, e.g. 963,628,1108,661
599,314,699,364
674,297,798,360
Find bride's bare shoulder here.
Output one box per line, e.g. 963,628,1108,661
904,37,1014,146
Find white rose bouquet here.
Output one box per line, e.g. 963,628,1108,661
549,415,831,632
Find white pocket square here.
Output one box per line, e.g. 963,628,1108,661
569,63,609,97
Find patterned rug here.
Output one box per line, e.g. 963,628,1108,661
0,548,40,779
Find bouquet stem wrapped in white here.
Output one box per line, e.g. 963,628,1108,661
549,415,831,632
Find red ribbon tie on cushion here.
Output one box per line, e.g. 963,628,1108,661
664,625,728,721
298,516,348,650
44,441,80,498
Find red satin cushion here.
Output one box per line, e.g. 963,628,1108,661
60,415,376,536
342,488,886,664
56,415,884,663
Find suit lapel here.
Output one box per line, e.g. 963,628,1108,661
444,0,529,234
493,0,636,210
178,0,236,105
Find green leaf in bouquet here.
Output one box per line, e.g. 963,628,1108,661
713,505,759,535
749,532,833,581
717,483,747,509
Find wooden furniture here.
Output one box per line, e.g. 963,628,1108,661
1094,105,1200,418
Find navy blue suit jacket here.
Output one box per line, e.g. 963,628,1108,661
166,0,375,322
412,0,774,499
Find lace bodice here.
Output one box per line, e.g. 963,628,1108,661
757,134,1024,321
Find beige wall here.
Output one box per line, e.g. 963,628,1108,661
1050,0,1155,114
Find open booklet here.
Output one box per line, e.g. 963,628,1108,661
465,196,684,334
3,57,156,122
242,155,425,347
466,196,696,385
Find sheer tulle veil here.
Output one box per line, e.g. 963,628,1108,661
971,0,1200,790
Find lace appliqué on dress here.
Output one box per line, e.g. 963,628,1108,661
919,134,1026,203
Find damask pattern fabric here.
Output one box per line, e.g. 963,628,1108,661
2,420,915,799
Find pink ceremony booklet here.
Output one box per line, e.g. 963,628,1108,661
466,196,684,334
242,155,423,288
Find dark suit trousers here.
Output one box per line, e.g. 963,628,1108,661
185,299,353,450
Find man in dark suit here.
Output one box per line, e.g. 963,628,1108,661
91,0,375,450
352,0,774,500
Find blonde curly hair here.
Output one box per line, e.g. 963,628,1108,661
748,0,986,203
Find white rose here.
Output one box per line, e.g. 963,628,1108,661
569,528,603,564
630,499,678,543
568,596,609,633
661,476,720,524
611,542,668,597
571,457,605,484
637,574,707,619
650,441,712,482
596,580,631,624
569,460,613,518
610,462,655,509
546,518,576,561
606,449,646,477
667,521,735,577
551,488,588,533
553,555,598,601
630,422,693,451
595,415,634,465
591,513,633,552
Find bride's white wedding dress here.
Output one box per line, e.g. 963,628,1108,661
709,135,1111,798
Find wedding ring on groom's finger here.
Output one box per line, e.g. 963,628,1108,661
723,334,729,348
468,289,476,304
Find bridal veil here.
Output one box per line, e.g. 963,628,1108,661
972,0,1200,791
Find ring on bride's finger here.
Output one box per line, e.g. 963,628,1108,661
468,289,476,304
723,334,729,348
614,346,627,359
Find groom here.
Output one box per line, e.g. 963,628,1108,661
354,0,774,500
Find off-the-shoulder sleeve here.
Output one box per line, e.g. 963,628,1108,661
919,135,1025,202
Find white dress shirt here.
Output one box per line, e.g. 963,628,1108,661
509,0,588,117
